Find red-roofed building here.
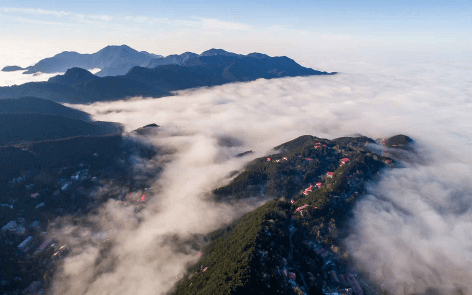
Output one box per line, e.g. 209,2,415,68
326,172,334,178
303,184,314,195
296,204,310,212
340,158,350,166
316,182,323,188
267,158,271,161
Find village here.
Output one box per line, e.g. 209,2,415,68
0,150,156,295
252,154,378,294
179,135,401,295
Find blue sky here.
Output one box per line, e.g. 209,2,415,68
0,0,470,62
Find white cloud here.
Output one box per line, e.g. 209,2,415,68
74,13,113,23
0,7,70,17
47,52,472,295
1,6,113,23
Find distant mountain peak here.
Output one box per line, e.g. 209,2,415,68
200,49,239,57
246,52,270,59
48,67,99,85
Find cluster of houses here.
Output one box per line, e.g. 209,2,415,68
300,179,327,197
295,204,312,215
267,157,289,162
274,239,365,295
124,192,148,203
301,240,364,295
0,163,103,294
0,216,65,294
314,143,327,149
262,141,391,294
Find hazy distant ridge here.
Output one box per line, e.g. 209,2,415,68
2,45,162,77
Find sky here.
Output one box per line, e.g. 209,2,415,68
1,0,471,67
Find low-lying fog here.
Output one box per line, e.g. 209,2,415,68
5,51,472,294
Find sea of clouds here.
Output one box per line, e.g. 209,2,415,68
1,50,471,294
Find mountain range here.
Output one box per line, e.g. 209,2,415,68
2,45,162,77
0,47,335,104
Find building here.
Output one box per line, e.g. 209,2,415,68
61,182,71,191
326,172,334,178
346,274,363,295
303,184,314,195
2,220,17,232
18,236,34,251
37,240,51,252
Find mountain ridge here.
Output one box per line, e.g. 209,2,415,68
0,48,335,103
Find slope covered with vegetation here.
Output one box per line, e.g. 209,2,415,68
0,113,121,146
172,134,407,295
